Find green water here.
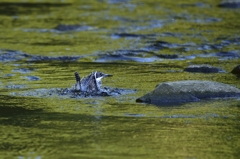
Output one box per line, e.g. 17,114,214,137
0,0,240,158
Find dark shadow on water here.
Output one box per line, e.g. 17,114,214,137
0,95,43,127
0,95,141,129
0,105,42,118
0,96,97,128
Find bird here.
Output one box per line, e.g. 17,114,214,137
74,71,112,93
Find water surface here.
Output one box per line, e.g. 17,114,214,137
0,0,240,158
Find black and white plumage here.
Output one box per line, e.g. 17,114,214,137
74,71,112,93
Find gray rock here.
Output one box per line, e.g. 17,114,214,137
184,64,225,73
136,80,240,105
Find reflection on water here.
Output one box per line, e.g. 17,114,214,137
0,0,240,158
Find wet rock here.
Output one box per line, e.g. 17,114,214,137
218,0,240,8
54,24,93,32
184,64,225,73
231,65,240,77
136,80,240,106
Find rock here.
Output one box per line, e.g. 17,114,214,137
54,24,93,32
184,64,225,73
231,65,240,77
136,80,240,105
218,0,240,8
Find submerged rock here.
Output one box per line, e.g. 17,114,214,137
55,87,125,98
218,0,240,8
231,65,240,77
136,80,240,105
184,64,225,73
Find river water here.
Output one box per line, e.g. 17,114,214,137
0,0,239,158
